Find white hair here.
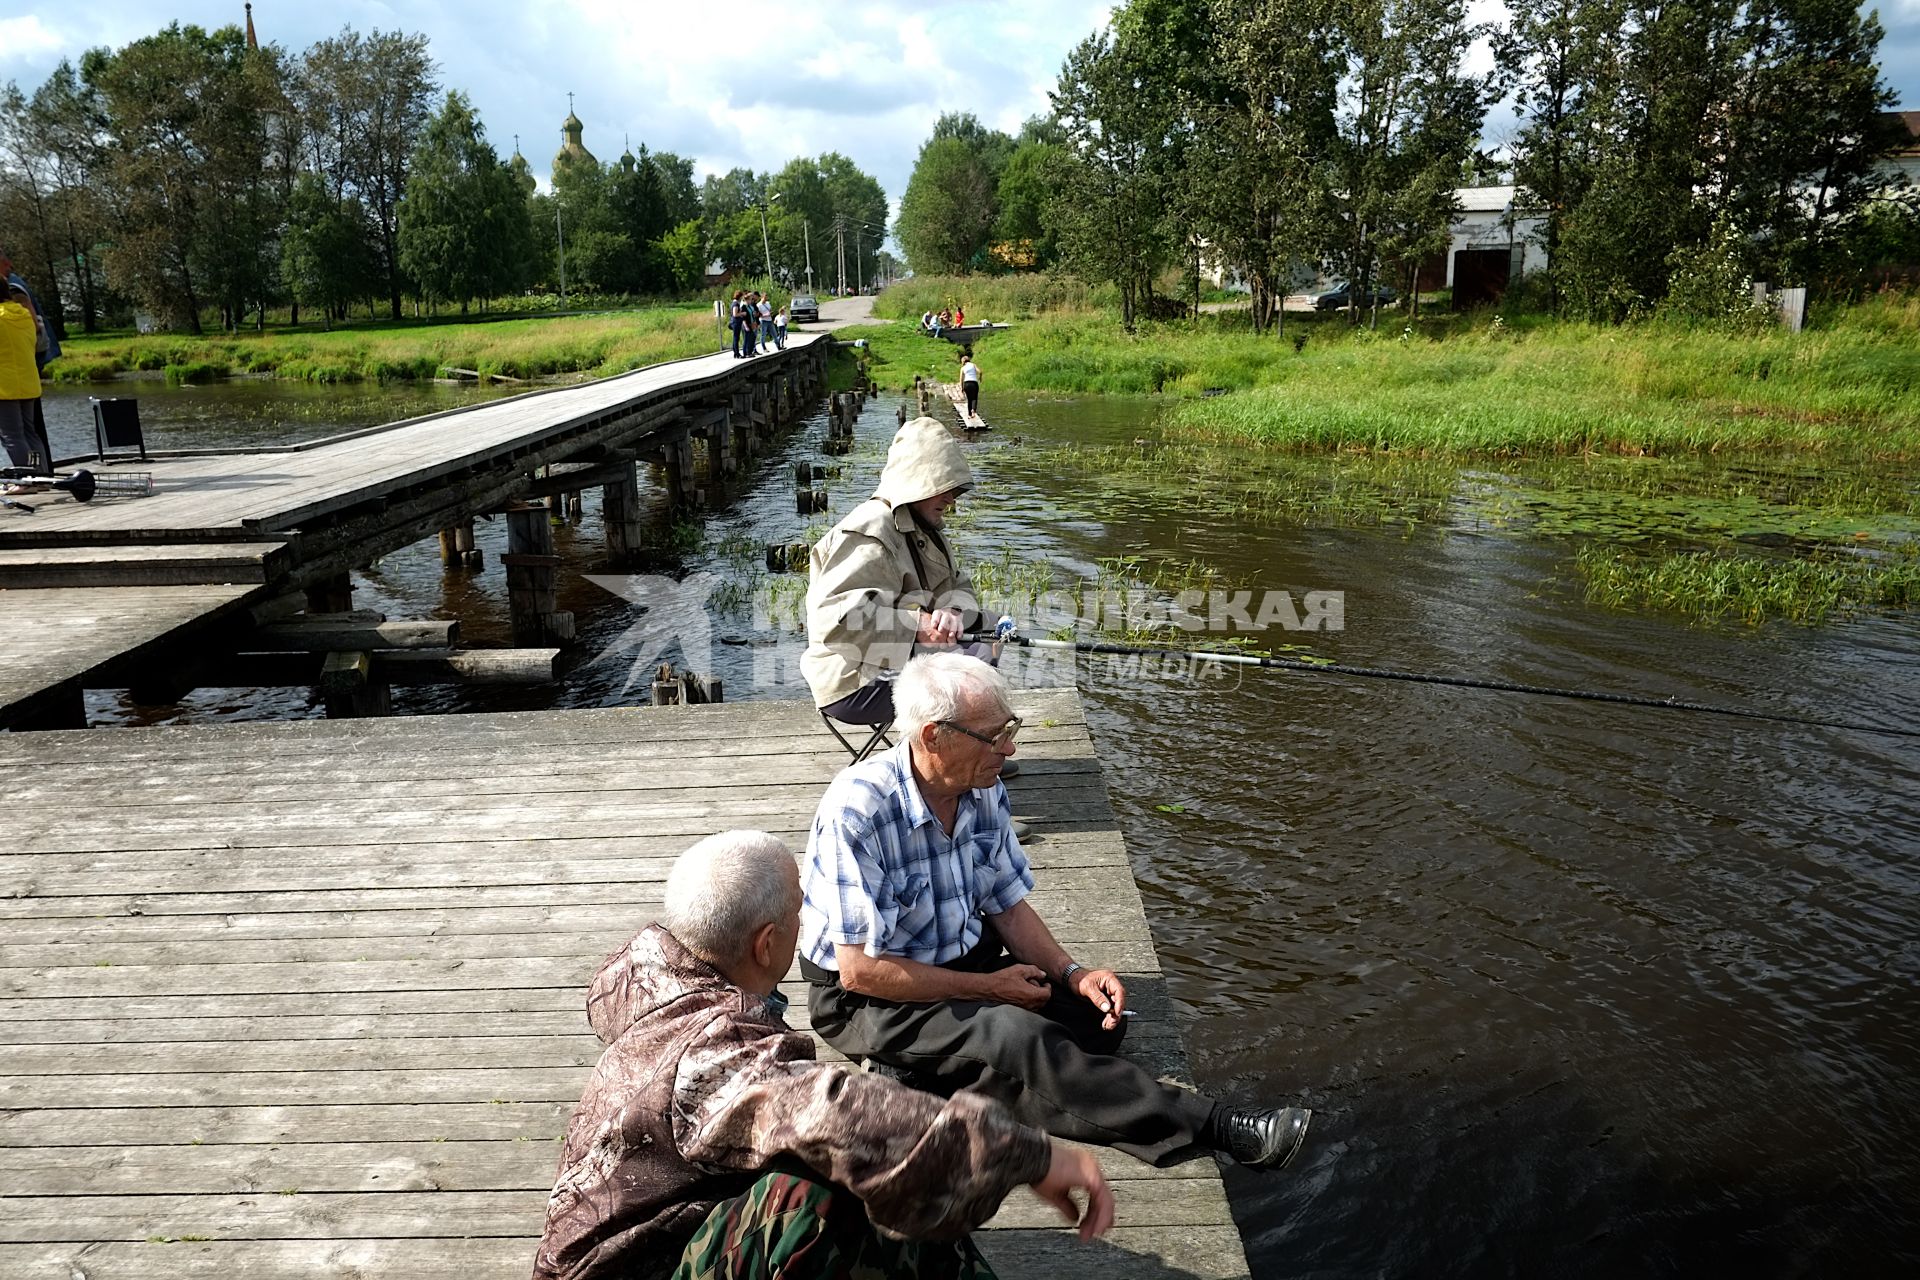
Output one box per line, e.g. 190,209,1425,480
894,652,1010,744
662,830,799,968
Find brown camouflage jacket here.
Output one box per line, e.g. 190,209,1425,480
531,924,1051,1280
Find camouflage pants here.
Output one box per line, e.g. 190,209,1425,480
672,1170,1000,1280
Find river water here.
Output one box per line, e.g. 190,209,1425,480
39,380,1920,1275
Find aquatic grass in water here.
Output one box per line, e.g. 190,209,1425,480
1577,543,1920,624
1167,317,1920,457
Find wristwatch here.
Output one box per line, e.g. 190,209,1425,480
1061,961,1085,985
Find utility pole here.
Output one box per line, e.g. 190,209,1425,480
556,205,567,309
832,215,847,297
758,192,782,286
803,222,814,292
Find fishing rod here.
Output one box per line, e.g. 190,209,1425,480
964,619,1919,742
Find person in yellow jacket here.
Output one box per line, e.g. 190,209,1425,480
801,416,1014,775
0,283,46,470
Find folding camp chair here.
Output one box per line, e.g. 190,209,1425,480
819,709,894,763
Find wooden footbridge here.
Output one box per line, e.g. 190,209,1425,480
0,691,1253,1279
0,338,830,732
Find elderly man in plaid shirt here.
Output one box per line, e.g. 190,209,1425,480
799,652,1313,1170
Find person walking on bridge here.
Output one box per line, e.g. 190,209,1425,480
959,352,982,423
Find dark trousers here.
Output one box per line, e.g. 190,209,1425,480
818,642,1000,728
731,321,744,357
30,397,51,470
802,930,1214,1167
962,380,979,417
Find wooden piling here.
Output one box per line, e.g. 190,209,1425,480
305,573,353,614
452,519,482,570
318,650,391,719
603,461,643,560
504,505,575,646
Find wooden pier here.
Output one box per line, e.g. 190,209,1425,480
0,337,829,731
0,690,1250,1279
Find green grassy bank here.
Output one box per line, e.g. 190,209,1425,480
46,306,724,386
850,287,1920,459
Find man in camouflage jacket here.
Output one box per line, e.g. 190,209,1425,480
533,831,1112,1280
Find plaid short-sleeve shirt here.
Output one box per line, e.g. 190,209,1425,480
801,742,1033,969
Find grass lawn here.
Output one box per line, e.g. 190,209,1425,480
46,305,726,385
848,288,1920,459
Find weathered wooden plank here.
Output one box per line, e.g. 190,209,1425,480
0,1226,1248,1280
0,688,1088,763
0,826,1127,891
10,764,1104,821
0,856,1140,907
0,944,1169,1027
0,1136,1211,1197
0,801,1117,857
0,542,288,589
12,747,1099,803
0,861,1136,919
0,1101,574,1148
0,584,258,731
0,1177,1227,1242
0,892,1150,967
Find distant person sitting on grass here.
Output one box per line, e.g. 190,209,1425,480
531,829,1113,1280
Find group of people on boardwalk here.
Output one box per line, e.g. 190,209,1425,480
728,290,788,358
533,416,1314,1280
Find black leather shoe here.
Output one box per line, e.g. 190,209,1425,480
1218,1106,1311,1169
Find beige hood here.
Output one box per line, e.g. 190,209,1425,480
873,417,971,508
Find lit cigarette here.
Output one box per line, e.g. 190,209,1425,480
1117,1009,1136,1019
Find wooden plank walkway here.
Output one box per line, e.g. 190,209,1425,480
0,337,827,730
1,337,820,543
0,690,1250,1279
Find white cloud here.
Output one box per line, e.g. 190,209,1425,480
0,15,69,66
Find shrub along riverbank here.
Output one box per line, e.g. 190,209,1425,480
850,288,1920,459
45,306,724,386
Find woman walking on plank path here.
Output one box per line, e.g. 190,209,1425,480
960,351,981,423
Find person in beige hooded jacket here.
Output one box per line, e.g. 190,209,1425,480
803,417,1007,748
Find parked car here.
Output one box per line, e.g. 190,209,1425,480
1313,282,1400,311
789,293,820,323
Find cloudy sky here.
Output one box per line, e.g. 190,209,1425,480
3,0,1916,225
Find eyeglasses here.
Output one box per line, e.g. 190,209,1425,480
939,716,1021,750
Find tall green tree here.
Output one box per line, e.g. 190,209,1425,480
897,136,995,275
1719,0,1903,283
85,22,285,332
1046,30,1176,329
1555,0,1744,317
1499,0,1627,312
292,28,437,319
22,60,111,333
282,172,372,326
1188,0,1341,331
650,150,701,226
1325,0,1491,324
397,91,533,310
